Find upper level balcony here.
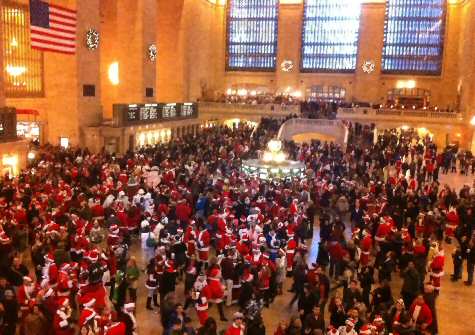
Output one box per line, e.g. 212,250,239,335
337,106,464,125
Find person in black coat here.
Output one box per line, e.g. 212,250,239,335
423,284,438,335
358,266,374,308
298,285,318,323
304,305,325,334
372,280,393,313
0,289,19,335
329,297,346,328
160,268,177,304
401,261,420,308
342,280,363,310
316,242,330,270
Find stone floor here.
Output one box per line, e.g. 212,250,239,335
131,171,475,334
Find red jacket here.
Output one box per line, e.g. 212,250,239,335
225,323,245,335
410,302,433,327
176,202,192,222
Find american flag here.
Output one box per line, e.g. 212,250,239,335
29,0,76,54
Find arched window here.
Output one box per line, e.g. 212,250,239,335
387,88,431,108
226,0,278,71
1,2,44,97
301,0,361,72
307,85,346,102
382,0,446,75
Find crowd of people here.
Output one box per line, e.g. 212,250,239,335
0,117,474,335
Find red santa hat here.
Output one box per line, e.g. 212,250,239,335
82,297,96,308
373,315,384,324
0,231,11,244
23,276,33,283
79,308,97,327
345,319,356,328
87,250,99,262
165,260,176,273
123,302,135,312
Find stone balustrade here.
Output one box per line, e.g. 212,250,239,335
277,118,349,146
337,107,464,124
198,102,300,119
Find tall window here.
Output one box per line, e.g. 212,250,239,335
226,0,278,71
301,0,361,72
382,0,446,75
1,3,44,97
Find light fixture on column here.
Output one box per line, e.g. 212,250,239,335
108,62,119,85
148,44,157,62
362,60,375,74
86,28,99,50
281,60,294,72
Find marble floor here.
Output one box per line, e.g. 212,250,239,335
131,171,475,334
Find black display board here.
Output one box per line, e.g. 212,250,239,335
113,103,198,127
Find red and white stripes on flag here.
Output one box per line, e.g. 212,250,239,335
30,1,76,54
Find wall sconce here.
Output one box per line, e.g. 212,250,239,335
108,62,119,85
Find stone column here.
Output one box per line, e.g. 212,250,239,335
0,13,5,108
275,3,303,95
353,3,386,105
76,0,102,145
100,0,157,118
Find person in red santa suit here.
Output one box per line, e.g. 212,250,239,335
409,294,433,334
445,207,459,244
258,263,271,306
225,312,245,335
415,213,426,238
91,198,105,225
236,234,251,257
360,230,373,267
53,297,74,335
78,265,109,313
207,267,227,321
285,235,297,276
78,306,99,335
121,303,137,335
372,314,386,335
184,224,197,259
17,276,39,318
197,225,211,266
429,246,445,293
192,279,209,326
103,312,127,335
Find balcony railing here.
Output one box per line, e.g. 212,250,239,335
198,102,300,116
337,107,463,121
277,118,349,146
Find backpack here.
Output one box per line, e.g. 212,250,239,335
146,232,157,248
